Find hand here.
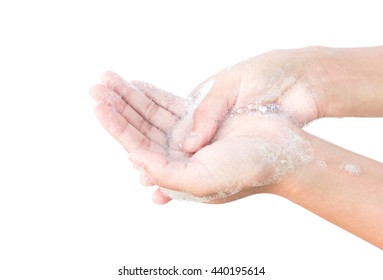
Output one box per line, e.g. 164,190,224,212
183,48,326,153
90,72,313,204
130,112,313,204
90,71,195,203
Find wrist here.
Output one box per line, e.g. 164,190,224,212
274,131,383,248
266,47,336,124
296,46,339,120
305,46,383,118
266,129,344,199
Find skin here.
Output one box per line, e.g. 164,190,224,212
90,72,299,203
183,46,383,152
90,46,383,249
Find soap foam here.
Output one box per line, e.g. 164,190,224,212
160,187,241,203
339,163,361,175
316,160,327,169
254,126,314,187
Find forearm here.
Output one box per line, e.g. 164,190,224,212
280,133,383,249
311,46,383,118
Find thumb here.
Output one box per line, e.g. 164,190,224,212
182,72,241,153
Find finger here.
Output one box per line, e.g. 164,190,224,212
100,71,180,132
182,72,241,153
90,84,167,147
130,80,188,116
129,149,213,197
152,188,172,204
94,103,165,155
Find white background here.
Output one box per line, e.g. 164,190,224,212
0,1,382,279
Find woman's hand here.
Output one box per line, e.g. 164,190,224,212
182,47,327,153
90,71,193,203
183,46,383,153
